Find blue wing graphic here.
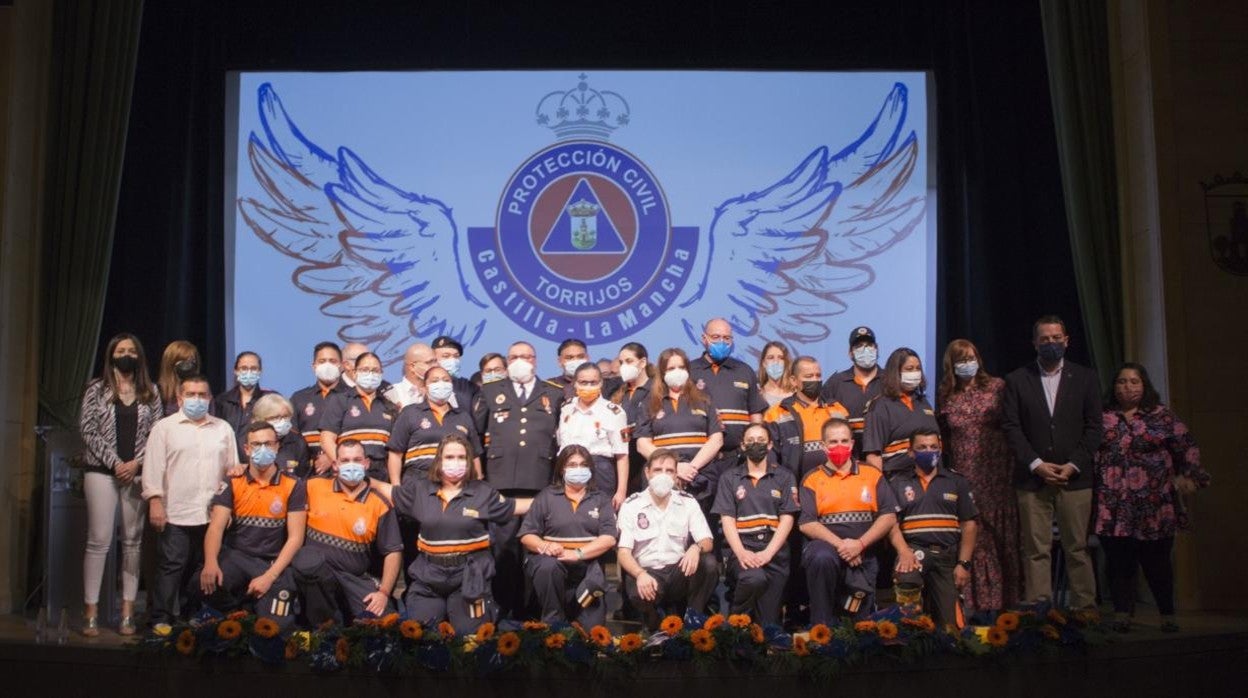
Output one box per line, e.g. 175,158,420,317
237,83,488,366
680,83,926,349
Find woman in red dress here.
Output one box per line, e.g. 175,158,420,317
936,339,1022,614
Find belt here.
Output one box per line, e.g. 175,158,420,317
425,552,471,567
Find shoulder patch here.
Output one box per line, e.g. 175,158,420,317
543,379,563,389
215,481,229,495
606,402,621,413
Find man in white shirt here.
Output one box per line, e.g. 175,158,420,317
142,375,239,628
384,342,436,409
617,448,718,630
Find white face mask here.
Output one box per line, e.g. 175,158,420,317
900,370,923,390
315,362,341,383
664,368,689,390
355,370,383,391
269,417,292,438
563,359,586,378
618,362,642,384
438,357,461,377
852,345,878,370
507,359,535,383
482,371,506,384
648,472,675,498
427,380,454,403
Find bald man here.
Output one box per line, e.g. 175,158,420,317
385,343,436,409
341,342,370,389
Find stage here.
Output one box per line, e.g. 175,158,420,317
1,611,1245,697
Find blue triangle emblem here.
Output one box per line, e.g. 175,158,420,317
539,178,627,254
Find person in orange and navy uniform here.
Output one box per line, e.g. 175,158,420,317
764,356,850,479
391,434,531,635
196,422,307,632
863,347,939,480
320,352,397,483
820,326,883,459
635,347,724,508
520,445,618,628
387,365,483,485
888,428,978,629
712,424,799,626
290,439,402,625
798,418,902,624
290,341,351,477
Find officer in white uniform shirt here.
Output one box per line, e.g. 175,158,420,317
556,363,629,510
385,343,437,409
616,448,719,630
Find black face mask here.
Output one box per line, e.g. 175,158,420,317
1037,342,1065,363
113,355,139,374
174,359,198,379
743,442,770,463
800,380,822,399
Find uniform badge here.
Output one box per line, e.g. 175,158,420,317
269,498,284,515
692,408,707,416
352,517,368,536
923,409,934,416
496,411,509,423
696,379,706,390
495,393,506,404
463,508,480,518
350,406,361,417
655,410,666,420
588,507,600,519
770,489,782,499
456,425,468,434
620,428,631,443
215,481,229,495
943,493,958,502
913,549,926,562
637,512,650,530
541,395,551,413
735,485,747,500
904,485,915,502
860,486,872,503
790,487,799,506
420,418,432,429
733,381,749,389
271,589,291,617
383,413,392,421
304,403,315,416
285,460,298,472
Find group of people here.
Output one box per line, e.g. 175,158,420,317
76,315,1209,639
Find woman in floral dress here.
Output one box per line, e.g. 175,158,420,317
936,339,1022,615
1095,362,1210,633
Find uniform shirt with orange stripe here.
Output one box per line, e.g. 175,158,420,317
890,466,978,549
211,470,308,558
689,355,767,451
393,478,514,556
387,401,482,478
304,477,402,576
291,381,351,457
798,462,900,540
635,394,721,463
862,393,939,475
711,463,800,554
320,389,397,464
763,397,849,477
518,485,617,551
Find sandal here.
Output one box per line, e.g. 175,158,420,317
118,616,137,636
81,615,100,637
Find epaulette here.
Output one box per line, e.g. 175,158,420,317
606,402,621,413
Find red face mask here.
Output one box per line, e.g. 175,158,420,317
826,445,852,466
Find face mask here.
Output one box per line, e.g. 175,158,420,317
175,359,198,380
664,368,689,390
707,340,732,363
800,380,822,399
563,359,585,379
236,370,261,388
182,397,209,421
743,442,769,463
764,361,785,381
564,466,592,485
954,361,979,379
269,418,292,438
441,460,468,480
337,462,367,486
826,444,852,467
576,386,601,402
113,355,139,374
508,359,534,383
852,346,877,370
438,357,461,377
315,362,341,383
914,450,940,474
648,472,675,498
900,371,923,390
250,445,278,468
355,371,383,391
618,362,642,384
482,371,505,384
1038,342,1065,363
427,380,455,403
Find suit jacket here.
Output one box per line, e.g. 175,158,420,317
1001,360,1103,491
473,378,565,491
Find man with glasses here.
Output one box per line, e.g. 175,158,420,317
385,343,436,409
340,342,369,389
556,362,630,510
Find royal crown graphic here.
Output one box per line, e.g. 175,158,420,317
535,74,631,141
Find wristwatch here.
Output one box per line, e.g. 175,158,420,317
575,548,585,561
957,559,972,571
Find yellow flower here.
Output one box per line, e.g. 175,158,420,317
545,633,567,649
400,620,423,641
877,620,899,640
703,614,725,631
728,613,752,629
217,620,243,640
985,627,1009,647
475,621,496,642
793,635,810,656
809,623,832,645
175,629,195,656
690,628,716,652
749,624,765,644
1041,624,1061,641
660,615,683,635
619,633,644,653
253,617,280,639
590,625,613,647
497,631,521,657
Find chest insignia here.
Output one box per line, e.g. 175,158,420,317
637,512,650,530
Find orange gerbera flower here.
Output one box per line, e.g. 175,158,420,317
793,635,810,657
749,624,765,644
523,621,550,632
877,620,899,640
808,623,832,645
703,614,725,631
1047,609,1068,626
690,628,716,652
985,627,1009,647
1072,608,1101,625
995,612,1020,632
217,619,243,640
660,615,683,635
728,614,751,629
227,610,249,621
589,625,613,648
334,637,350,663
497,631,521,656
853,620,877,633
545,633,567,650
475,621,496,642
175,629,195,656
917,616,936,633
253,617,280,639
1041,624,1061,641
284,637,300,660
399,620,423,641
619,633,644,653
438,621,456,639
380,613,401,629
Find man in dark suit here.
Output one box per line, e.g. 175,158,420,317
1001,315,1103,610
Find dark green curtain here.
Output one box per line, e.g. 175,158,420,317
39,0,145,427
1040,0,1124,388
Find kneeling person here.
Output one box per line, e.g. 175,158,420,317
888,429,977,629
617,448,718,631
198,422,307,631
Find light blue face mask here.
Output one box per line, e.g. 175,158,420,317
182,397,209,420
707,340,732,362
765,361,785,381
954,361,979,378
236,370,261,388
355,371,383,391
250,445,277,467
337,462,367,485
427,381,455,402
563,466,592,486
438,357,461,378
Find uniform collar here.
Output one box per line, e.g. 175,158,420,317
821,461,860,479
332,478,373,503
245,467,283,486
